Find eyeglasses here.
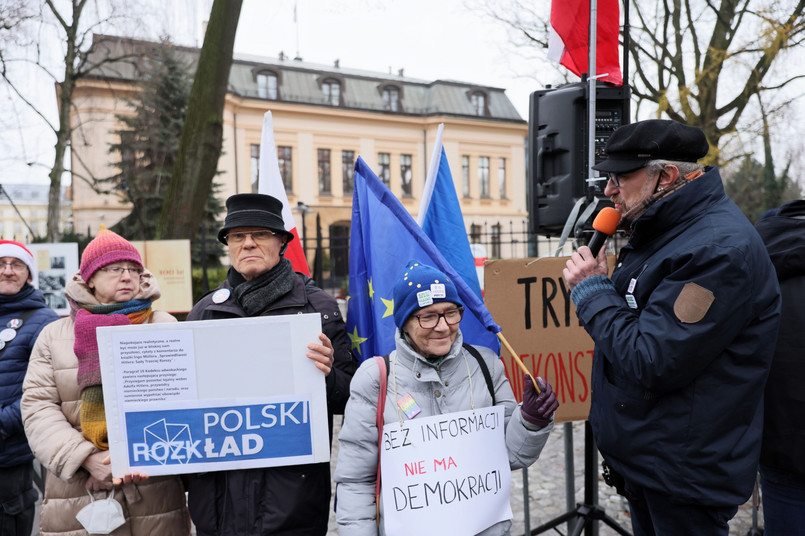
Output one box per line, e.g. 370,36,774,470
607,166,660,188
413,307,464,329
606,172,624,187
224,230,279,245
0,261,27,272
98,265,144,276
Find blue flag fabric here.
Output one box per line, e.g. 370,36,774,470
348,157,500,362
420,146,483,300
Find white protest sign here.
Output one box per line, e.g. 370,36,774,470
97,314,330,477
380,406,512,536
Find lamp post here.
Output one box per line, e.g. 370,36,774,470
294,201,312,260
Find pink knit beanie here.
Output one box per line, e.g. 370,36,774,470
80,228,142,282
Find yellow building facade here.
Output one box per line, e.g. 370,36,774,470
69,36,530,267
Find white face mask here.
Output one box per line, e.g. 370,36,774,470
75,490,126,534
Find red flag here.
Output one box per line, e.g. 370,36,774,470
258,112,311,275
548,0,622,86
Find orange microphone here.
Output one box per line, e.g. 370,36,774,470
587,207,621,256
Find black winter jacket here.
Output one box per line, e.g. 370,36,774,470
575,167,781,507
0,285,59,468
186,272,356,536
755,199,805,478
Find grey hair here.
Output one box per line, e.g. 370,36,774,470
645,159,703,177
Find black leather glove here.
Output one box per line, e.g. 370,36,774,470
520,375,559,428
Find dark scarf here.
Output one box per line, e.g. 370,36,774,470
0,283,34,305
621,168,704,230
231,257,296,316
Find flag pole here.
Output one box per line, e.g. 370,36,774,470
587,0,598,188
496,331,540,393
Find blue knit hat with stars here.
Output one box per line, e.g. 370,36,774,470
393,260,462,329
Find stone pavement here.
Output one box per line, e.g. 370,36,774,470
326,419,763,536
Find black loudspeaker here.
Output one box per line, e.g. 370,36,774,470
527,82,630,237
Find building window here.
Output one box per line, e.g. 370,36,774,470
322,79,341,106
470,223,481,244
342,150,355,196
491,224,501,258
278,146,293,193
498,157,506,198
382,86,400,111
257,71,278,99
377,152,391,188
250,144,260,193
462,155,470,197
479,156,490,198
400,154,412,196
318,149,331,194
470,91,486,116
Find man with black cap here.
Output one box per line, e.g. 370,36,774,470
562,119,781,535
185,193,357,536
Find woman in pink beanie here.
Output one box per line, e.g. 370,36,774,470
21,228,190,535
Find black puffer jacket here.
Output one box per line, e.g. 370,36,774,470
0,284,59,467
186,271,356,536
755,199,805,478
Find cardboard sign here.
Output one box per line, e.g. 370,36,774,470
485,257,613,423
380,406,512,536
97,314,330,477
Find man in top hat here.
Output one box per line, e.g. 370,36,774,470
562,120,781,535
185,194,356,536
0,240,59,535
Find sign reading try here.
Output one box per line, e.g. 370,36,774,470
485,256,614,422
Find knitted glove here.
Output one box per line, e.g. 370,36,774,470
520,375,559,428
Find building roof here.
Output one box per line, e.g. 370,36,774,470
85,34,525,122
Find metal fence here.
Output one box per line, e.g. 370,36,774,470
299,218,580,294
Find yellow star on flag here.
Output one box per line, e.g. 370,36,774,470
348,326,368,356
368,278,375,299
381,297,394,318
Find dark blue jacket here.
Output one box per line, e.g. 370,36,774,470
574,167,781,506
755,199,805,478
0,285,59,467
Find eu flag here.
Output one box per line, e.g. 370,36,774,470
419,142,483,300
347,157,500,362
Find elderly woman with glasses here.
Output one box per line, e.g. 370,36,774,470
184,193,356,536
21,228,190,535
334,260,559,536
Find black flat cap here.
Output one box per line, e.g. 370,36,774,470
217,193,295,244
593,119,709,174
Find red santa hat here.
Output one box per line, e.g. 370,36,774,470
0,240,35,276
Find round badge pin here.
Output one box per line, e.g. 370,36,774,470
0,340,5,351
6,318,23,330
212,288,231,304
0,328,16,342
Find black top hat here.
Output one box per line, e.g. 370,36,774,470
217,194,295,244
592,119,709,174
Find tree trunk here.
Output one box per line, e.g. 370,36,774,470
157,0,243,239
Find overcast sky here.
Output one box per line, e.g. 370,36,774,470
0,0,553,186
230,0,544,119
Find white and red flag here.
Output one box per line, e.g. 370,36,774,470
547,0,623,86
258,111,311,275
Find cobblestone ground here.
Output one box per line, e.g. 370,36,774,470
327,419,763,536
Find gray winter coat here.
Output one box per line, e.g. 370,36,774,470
334,330,552,536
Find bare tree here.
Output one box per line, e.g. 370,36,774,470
156,0,242,240
0,0,142,241
472,0,805,165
